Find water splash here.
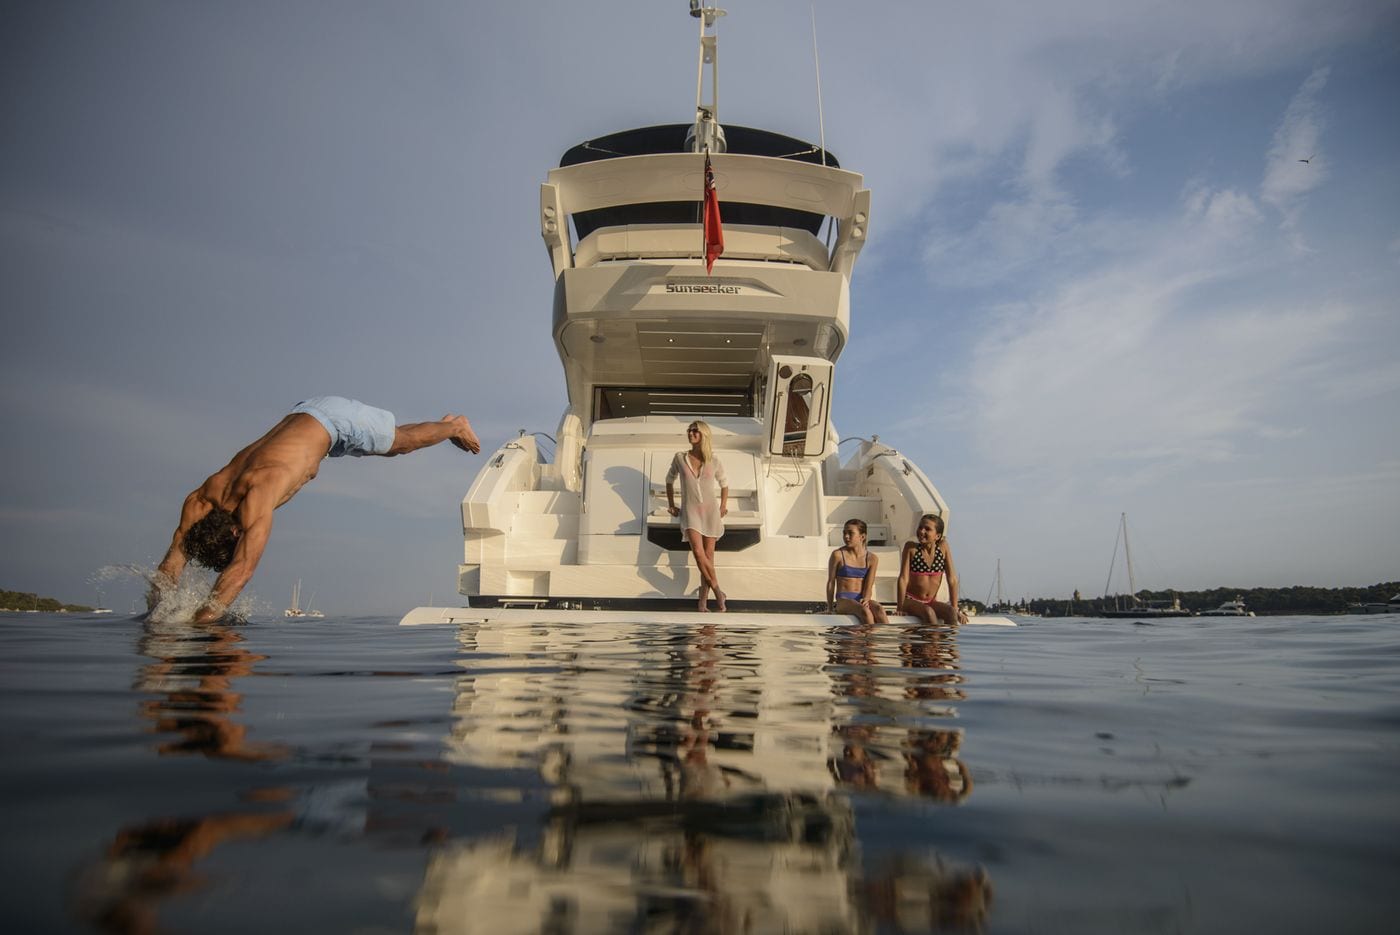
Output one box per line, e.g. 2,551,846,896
93,564,257,623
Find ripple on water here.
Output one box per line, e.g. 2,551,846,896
1,612,1397,933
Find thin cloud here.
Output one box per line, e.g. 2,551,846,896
1261,65,1330,243
959,183,1346,485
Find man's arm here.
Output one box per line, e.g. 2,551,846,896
148,491,210,611
382,414,480,456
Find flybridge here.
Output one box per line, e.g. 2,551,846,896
540,149,870,279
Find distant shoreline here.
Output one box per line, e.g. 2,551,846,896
1,588,96,614
970,581,1400,617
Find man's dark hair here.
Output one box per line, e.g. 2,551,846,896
183,509,239,571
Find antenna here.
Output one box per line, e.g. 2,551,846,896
811,5,827,167
689,2,727,154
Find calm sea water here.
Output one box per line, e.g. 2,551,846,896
1,611,1397,933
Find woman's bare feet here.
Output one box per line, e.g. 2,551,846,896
716,590,727,613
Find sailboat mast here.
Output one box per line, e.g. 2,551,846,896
1121,513,1138,596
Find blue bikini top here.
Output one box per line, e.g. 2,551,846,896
837,549,869,579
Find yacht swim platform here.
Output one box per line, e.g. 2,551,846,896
399,607,1016,627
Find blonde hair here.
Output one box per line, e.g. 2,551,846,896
688,420,714,464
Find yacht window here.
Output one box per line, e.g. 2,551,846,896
594,386,754,421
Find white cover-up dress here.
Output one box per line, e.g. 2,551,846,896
666,451,728,539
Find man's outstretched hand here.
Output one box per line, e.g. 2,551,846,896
444,414,481,454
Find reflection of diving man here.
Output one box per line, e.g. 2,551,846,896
135,618,287,762
77,811,294,935
76,619,294,934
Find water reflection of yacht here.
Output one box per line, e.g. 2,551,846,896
414,616,990,933
403,3,1011,625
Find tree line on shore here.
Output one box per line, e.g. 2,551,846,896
969,582,1400,617
0,589,95,613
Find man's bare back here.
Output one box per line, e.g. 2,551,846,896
199,414,330,513
151,398,479,624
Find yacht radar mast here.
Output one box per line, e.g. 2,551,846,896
687,1,727,155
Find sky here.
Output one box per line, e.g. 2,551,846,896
2,0,1397,614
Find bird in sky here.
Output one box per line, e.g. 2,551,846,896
1298,155,1314,164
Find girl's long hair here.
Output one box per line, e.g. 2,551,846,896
690,420,714,464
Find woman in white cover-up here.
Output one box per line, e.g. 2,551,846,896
666,420,729,611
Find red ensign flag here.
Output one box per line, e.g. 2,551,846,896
703,154,724,274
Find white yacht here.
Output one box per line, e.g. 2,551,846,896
1346,594,1399,614
403,4,1010,627
1201,597,1254,617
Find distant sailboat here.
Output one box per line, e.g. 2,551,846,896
983,558,1035,615
1101,513,1191,618
985,558,1008,613
285,580,325,619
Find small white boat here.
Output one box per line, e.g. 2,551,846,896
285,580,325,619
1201,598,1253,617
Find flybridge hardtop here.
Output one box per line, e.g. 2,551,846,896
559,124,841,239
403,3,1009,624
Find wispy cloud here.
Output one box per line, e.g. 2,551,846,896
1261,65,1330,245
952,176,1349,489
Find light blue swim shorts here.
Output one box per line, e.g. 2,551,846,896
291,396,396,457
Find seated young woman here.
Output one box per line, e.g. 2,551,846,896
897,513,968,625
826,519,889,625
